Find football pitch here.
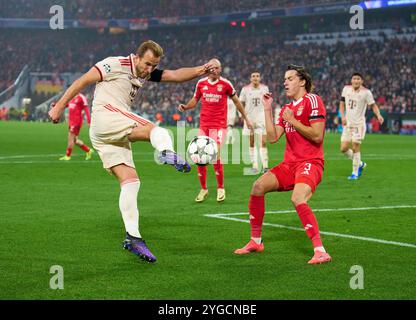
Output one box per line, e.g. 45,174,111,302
0,121,415,299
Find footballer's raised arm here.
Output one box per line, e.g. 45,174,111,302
49,67,101,123
160,62,213,83
263,93,284,143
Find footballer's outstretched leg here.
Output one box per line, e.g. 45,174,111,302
128,124,191,173
157,150,191,173
123,233,157,263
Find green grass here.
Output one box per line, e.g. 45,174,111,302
0,121,415,299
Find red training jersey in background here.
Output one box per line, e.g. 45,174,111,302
67,93,90,127
193,76,236,129
276,93,326,164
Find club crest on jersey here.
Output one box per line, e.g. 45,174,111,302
217,84,223,92
103,64,111,73
296,106,304,116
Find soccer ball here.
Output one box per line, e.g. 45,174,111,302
187,136,218,166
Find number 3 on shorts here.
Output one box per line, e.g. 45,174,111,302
302,163,312,175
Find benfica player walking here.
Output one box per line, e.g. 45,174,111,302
57,93,94,161
234,65,331,265
178,59,253,203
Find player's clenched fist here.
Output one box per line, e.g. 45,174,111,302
48,102,63,123
282,108,295,123
262,92,273,112
177,104,187,112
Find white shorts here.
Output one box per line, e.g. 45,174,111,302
89,104,151,170
227,114,237,127
243,119,266,135
341,123,366,144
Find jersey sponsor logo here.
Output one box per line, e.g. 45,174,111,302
103,64,111,73
252,97,261,107
203,92,222,103
285,122,296,133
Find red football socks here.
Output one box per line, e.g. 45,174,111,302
249,195,265,238
213,162,224,189
66,148,72,157
197,165,207,190
295,203,323,248
80,145,90,152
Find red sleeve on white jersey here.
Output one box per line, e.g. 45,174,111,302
306,94,326,123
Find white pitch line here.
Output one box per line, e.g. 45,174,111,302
206,205,416,217
0,152,156,160
1,152,415,161
204,205,416,248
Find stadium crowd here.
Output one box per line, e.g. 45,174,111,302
1,23,415,127
0,0,356,19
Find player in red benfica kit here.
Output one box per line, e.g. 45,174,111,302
178,59,253,203
58,93,94,161
234,65,331,264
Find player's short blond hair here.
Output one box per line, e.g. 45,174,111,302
136,40,164,58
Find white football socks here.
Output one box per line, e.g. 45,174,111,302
260,147,269,169
119,179,141,238
353,152,361,176
343,149,353,160
249,147,258,169
150,126,173,152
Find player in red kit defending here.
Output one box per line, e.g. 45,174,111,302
234,65,331,264
58,93,94,161
178,59,253,202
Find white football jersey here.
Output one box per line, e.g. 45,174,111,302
239,84,269,121
93,54,162,112
227,97,237,125
342,85,375,126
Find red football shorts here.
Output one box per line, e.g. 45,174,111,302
198,127,227,146
69,125,81,136
270,160,324,193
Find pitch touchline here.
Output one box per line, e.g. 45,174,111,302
204,205,416,249
206,205,416,217
0,153,415,161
